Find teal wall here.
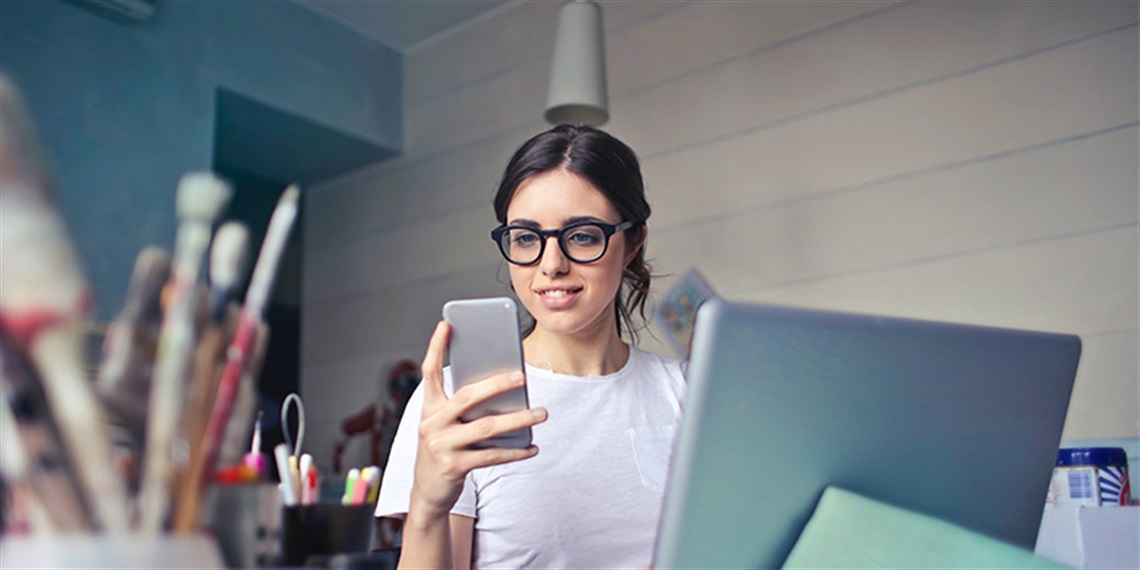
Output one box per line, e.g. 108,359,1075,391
0,0,402,319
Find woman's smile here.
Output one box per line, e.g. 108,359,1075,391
535,285,583,309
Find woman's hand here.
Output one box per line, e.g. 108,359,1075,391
409,321,548,516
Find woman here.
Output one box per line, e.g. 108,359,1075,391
375,124,686,568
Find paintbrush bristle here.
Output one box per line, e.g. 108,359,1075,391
279,184,300,209
0,74,89,329
175,172,231,223
210,222,248,291
122,247,171,322
0,74,51,194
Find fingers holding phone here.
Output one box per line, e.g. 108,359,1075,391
421,301,542,448
410,299,546,514
446,371,547,451
412,380,543,514
420,369,544,477
419,320,451,416
420,367,547,458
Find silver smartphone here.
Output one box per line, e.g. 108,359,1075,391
442,296,532,449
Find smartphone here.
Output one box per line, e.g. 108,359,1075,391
442,297,531,449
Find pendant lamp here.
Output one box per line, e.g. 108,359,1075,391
544,0,608,126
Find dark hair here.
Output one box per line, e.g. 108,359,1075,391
493,124,652,340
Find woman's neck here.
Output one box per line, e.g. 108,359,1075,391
523,325,630,377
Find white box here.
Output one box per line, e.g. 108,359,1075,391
1035,506,1140,569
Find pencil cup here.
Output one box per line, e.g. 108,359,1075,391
280,503,375,566
202,483,281,569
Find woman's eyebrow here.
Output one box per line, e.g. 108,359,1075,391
507,215,608,227
564,215,606,225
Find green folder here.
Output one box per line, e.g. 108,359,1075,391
783,487,1069,569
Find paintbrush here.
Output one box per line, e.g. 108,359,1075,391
215,347,260,469
169,222,249,532
185,221,248,444
96,247,171,454
137,172,231,533
0,334,92,533
207,222,249,322
0,76,85,343
167,304,235,533
95,247,171,498
0,387,59,534
171,185,299,534
0,74,131,532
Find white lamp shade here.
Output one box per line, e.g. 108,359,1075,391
544,0,608,126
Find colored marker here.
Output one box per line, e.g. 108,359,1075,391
274,443,297,506
342,468,360,505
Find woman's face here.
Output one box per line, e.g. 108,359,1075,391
505,169,639,340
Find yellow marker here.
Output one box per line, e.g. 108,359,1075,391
365,467,382,505
288,455,300,503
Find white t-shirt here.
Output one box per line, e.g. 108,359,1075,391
375,346,686,568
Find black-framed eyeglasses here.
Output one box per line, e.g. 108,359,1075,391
490,220,634,265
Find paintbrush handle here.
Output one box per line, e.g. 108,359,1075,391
0,341,92,533
138,223,213,532
28,324,131,532
244,185,299,317
170,313,257,533
96,247,169,451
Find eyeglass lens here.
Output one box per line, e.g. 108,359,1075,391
502,224,611,264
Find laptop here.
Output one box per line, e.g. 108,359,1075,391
653,299,1081,568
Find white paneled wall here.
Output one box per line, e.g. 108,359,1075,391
303,1,1138,469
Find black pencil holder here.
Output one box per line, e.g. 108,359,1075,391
280,503,374,566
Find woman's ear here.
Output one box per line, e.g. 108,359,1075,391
624,224,647,266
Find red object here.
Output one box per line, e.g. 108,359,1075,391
214,464,259,485
0,292,92,348
331,359,418,474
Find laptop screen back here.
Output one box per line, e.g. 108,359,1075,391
654,299,1081,568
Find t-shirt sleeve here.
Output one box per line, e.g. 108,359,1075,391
374,370,478,520
374,380,423,519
